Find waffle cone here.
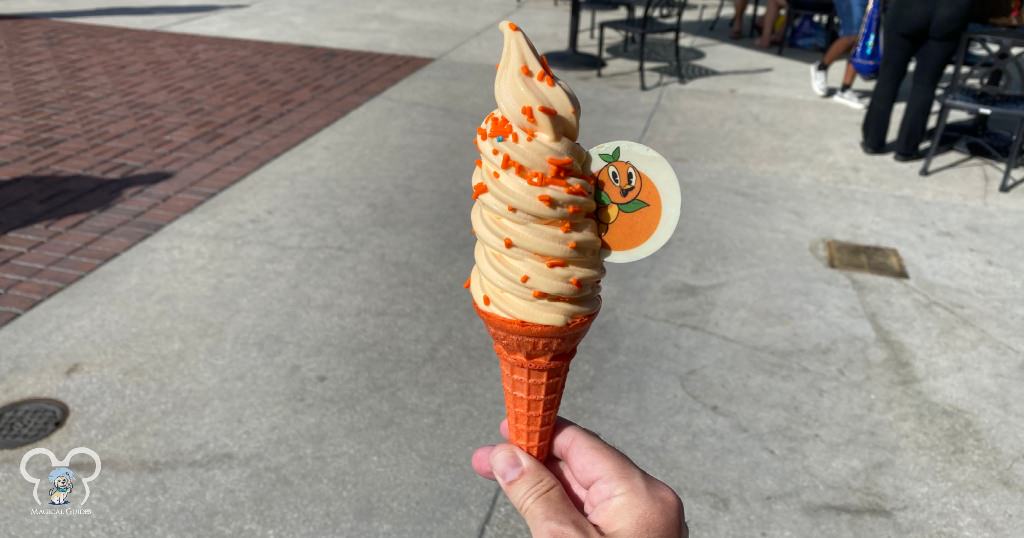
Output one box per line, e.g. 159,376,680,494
474,303,598,460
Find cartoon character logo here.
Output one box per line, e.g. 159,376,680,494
594,146,662,251
47,468,75,505
21,447,101,507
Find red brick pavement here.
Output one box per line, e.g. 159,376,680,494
0,18,429,327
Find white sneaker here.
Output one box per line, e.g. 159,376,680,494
832,88,865,110
810,63,828,97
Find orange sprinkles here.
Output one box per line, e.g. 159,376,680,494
532,290,549,299
570,277,582,289
567,205,583,215
520,65,532,77
538,106,557,116
568,241,577,249
492,171,499,179
488,115,513,139
520,275,529,283
508,22,519,31
546,259,567,268
464,276,471,289
477,127,487,140
507,205,517,213
483,294,491,306
521,105,537,124
511,132,519,143
472,182,488,200
500,153,511,169
537,194,554,207
546,156,574,167
565,184,587,196
475,159,482,168
492,148,499,156
504,237,513,249
560,221,572,233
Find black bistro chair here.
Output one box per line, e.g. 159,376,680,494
776,0,835,55
597,0,689,90
920,26,1024,192
582,0,636,39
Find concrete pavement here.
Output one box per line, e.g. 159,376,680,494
0,1,1021,536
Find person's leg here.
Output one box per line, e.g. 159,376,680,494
893,37,960,155
756,0,784,48
841,62,857,88
811,0,861,96
821,35,857,67
732,0,749,37
861,27,919,151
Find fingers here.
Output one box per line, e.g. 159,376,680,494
549,417,642,490
546,458,587,511
489,444,595,538
471,445,496,480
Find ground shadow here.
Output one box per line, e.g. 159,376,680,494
678,14,824,63
2,4,247,19
677,11,953,104
0,172,172,234
918,119,1024,190
598,37,772,89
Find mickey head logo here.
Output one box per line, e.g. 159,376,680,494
20,447,101,506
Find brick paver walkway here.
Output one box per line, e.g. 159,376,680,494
0,18,429,327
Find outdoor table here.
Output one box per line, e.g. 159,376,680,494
544,0,610,69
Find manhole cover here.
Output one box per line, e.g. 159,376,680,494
826,240,909,279
0,399,69,449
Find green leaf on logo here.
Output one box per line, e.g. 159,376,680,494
598,146,621,163
618,198,649,213
597,190,612,206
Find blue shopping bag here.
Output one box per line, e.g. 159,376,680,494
851,0,882,79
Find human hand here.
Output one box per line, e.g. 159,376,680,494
471,417,687,538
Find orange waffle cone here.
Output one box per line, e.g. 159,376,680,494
474,303,598,460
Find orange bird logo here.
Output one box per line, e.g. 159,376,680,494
595,146,649,236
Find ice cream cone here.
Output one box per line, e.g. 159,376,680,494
474,303,598,460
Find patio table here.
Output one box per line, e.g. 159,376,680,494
544,0,609,69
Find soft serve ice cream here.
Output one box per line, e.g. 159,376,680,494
466,21,605,326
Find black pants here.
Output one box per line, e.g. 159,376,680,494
862,0,971,154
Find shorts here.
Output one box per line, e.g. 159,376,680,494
835,0,869,37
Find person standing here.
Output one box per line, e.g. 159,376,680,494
861,0,973,160
809,0,870,109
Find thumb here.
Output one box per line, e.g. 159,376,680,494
489,444,594,537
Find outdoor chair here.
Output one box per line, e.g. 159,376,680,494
582,0,636,39
597,0,689,90
920,27,1024,192
776,0,835,56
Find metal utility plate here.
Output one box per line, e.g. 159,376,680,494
0,399,69,449
826,240,909,279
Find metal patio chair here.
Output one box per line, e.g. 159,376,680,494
597,0,689,90
920,26,1024,192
